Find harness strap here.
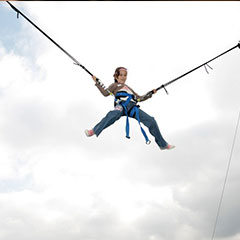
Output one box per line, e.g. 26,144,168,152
115,92,150,144
129,106,151,144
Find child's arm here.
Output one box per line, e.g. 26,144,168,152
92,75,116,96
129,87,156,102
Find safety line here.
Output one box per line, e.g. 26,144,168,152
211,111,240,240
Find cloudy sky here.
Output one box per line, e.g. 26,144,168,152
1,1,240,240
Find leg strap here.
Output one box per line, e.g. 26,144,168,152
129,106,151,144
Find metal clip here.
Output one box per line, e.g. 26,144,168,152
146,140,151,145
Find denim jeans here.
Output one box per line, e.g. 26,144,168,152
93,102,168,149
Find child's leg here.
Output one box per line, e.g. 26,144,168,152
136,108,168,149
93,105,124,137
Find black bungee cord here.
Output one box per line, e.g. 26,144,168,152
6,1,240,98
145,43,240,97
6,1,112,95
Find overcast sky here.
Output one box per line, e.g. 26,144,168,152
0,1,240,240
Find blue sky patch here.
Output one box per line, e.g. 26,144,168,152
0,3,23,52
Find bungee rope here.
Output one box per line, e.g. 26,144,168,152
145,43,240,97
6,1,112,96
6,1,240,99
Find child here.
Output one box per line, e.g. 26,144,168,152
85,67,175,150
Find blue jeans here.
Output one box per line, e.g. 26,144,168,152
93,102,168,149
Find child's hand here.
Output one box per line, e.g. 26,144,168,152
153,89,157,94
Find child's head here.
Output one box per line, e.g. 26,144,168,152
113,67,127,83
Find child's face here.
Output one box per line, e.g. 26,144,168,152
116,69,127,84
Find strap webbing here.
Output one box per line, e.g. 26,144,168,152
115,92,150,144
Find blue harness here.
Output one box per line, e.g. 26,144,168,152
115,92,151,144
